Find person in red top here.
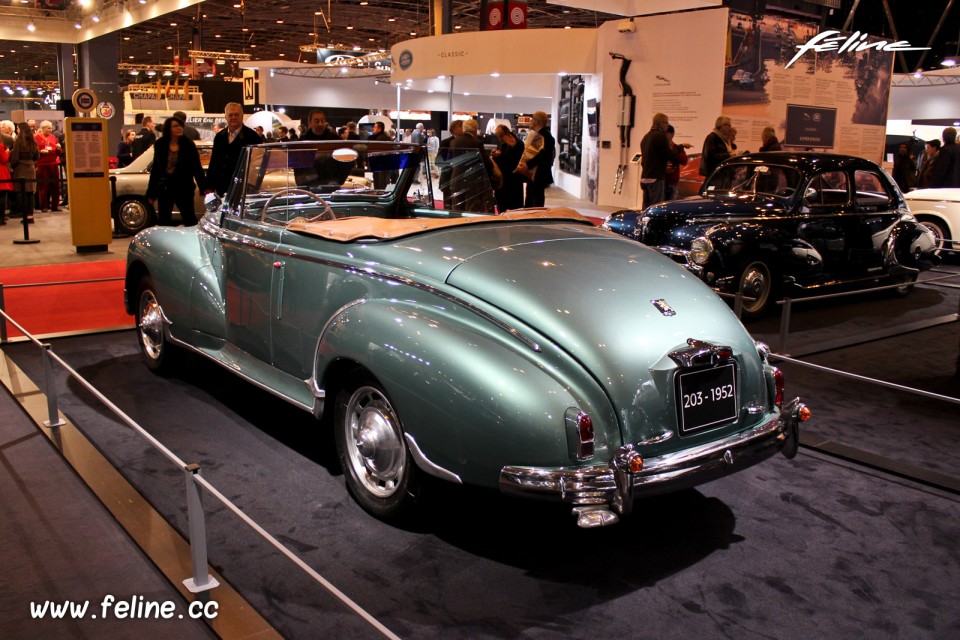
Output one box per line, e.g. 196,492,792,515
34,120,62,212
0,132,12,224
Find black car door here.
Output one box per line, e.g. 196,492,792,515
796,169,855,279
851,168,901,272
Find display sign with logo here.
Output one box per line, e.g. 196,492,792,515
784,104,837,148
96,102,115,119
243,69,255,106
482,0,504,31
72,88,98,116
506,0,528,29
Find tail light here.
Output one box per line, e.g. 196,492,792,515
576,413,594,460
773,367,784,407
565,408,595,461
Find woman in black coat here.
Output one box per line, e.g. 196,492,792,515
147,116,206,226
493,125,525,212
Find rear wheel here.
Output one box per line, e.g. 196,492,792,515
737,259,776,320
334,373,419,519
116,197,156,235
135,276,180,374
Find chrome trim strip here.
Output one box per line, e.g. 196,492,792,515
405,433,462,484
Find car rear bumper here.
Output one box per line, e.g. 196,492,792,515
499,398,806,527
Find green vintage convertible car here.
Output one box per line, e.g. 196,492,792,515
124,140,809,528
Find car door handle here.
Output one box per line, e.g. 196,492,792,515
273,261,285,320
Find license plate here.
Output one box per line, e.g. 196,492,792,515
676,364,738,435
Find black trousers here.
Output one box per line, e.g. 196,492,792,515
157,188,198,226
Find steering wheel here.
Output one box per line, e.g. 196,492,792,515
261,188,336,222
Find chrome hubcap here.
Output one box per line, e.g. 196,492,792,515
345,386,405,498
138,291,164,361
741,263,771,312
119,201,149,229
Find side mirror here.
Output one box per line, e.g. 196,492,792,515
204,192,222,213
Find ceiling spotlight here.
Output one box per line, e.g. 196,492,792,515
913,70,923,79
92,14,101,23
941,57,957,67
74,21,82,29
26,21,36,32
79,0,92,6
139,0,147,4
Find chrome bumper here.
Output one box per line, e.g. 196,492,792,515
499,398,805,527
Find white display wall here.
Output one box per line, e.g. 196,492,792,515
594,8,728,209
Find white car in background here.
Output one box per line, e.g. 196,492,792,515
110,140,213,235
903,188,960,252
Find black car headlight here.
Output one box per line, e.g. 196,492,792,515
689,237,713,265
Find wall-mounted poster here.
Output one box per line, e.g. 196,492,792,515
722,10,892,162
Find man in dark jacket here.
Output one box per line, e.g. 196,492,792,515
205,102,262,197
436,120,464,206
931,127,960,188
639,113,680,209
301,109,340,141
524,111,555,208
449,118,495,212
130,115,156,160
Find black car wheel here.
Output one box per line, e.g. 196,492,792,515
738,260,775,319
892,272,919,296
135,276,180,374
116,197,156,235
334,373,419,519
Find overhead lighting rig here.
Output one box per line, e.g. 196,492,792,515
187,50,253,61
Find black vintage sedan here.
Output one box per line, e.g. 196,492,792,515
602,153,939,318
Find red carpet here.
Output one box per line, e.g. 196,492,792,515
0,260,133,339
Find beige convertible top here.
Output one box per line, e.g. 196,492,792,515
286,207,592,242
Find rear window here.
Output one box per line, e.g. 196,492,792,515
804,171,849,206
854,170,893,207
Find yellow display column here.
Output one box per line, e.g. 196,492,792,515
64,89,113,252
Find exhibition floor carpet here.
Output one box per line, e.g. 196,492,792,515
1,279,958,638
0,260,133,339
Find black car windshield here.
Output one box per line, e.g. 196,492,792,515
702,164,802,199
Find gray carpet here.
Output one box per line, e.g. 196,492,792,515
2,326,959,639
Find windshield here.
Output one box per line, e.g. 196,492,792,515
220,140,497,225
702,163,802,199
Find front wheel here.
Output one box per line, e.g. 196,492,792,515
737,259,776,320
334,374,419,519
135,276,180,375
917,217,949,252
891,272,918,297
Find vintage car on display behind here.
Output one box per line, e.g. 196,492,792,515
602,152,939,318
110,140,214,235
903,187,960,252
123,140,809,528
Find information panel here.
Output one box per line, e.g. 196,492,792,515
64,117,112,251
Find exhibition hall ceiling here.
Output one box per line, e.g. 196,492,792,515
0,0,957,93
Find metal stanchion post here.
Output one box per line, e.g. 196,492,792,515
778,298,792,354
13,177,39,245
733,291,743,319
41,344,66,428
0,285,7,343
182,464,220,594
